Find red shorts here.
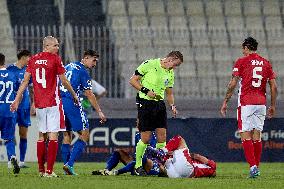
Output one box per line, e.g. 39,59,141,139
193,159,216,178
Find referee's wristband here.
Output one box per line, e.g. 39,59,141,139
140,87,150,95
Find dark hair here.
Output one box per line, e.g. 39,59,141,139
83,49,99,58
17,49,31,60
242,37,258,51
167,51,183,62
0,53,5,66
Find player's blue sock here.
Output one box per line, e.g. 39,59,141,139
118,160,136,175
19,138,27,162
5,140,16,160
106,151,120,170
61,144,71,164
67,139,86,167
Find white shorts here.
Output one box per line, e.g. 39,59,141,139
165,148,194,178
36,105,65,133
92,80,106,96
237,105,266,132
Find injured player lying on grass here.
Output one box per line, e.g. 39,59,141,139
145,135,217,178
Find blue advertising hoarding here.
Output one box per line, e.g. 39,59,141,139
57,118,284,162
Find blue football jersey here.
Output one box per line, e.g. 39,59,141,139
0,68,20,117
7,64,31,109
135,132,157,148
60,62,92,99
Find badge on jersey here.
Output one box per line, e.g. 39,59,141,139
164,78,169,86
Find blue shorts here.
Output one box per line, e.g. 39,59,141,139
16,108,31,127
62,97,89,132
0,116,16,140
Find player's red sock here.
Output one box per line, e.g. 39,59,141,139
165,135,182,152
242,139,256,167
37,140,46,173
253,140,262,167
46,140,58,174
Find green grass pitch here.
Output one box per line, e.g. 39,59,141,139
0,162,283,189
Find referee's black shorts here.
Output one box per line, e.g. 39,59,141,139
136,97,167,132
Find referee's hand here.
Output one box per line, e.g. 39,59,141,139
147,91,156,98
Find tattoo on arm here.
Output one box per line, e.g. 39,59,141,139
224,76,238,103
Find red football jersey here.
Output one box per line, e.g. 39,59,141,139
232,53,276,106
26,52,66,108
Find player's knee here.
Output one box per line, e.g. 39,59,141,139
19,127,28,138
172,135,183,143
79,130,89,142
81,134,89,142
207,160,217,170
19,133,27,139
63,137,71,144
173,135,183,141
4,139,14,145
80,136,89,143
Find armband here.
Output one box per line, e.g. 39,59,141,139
140,87,150,95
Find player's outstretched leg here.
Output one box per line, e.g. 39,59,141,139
106,151,121,170
92,151,122,175
61,143,71,165
117,161,136,175
64,139,86,175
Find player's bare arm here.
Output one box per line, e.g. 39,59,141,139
220,76,239,117
10,72,31,112
84,89,106,123
59,74,79,105
268,79,277,118
191,153,209,164
129,74,156,98
28,85,36,115
165,87,177,117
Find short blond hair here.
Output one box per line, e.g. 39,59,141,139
43,36,57,48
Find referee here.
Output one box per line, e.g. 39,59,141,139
129,51,183,176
